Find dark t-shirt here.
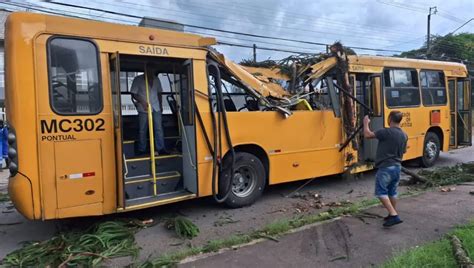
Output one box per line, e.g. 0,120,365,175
375,127,408,168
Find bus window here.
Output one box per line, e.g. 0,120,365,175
384,69,420,108
209,68,259,112
48,38,102,114
420,70,447,106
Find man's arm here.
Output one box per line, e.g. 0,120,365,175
156,77,163,112
363,115,376,139
131,77,148,111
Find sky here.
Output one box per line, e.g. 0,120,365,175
1,0,473,62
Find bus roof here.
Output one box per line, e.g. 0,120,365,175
6,12,216,48
348,55,468,73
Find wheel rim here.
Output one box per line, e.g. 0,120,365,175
232,165,257,198
425,140,438,160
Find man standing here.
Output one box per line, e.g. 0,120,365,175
363,111,407,227
0,120,7,168
131,68,166,156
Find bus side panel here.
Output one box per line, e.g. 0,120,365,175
35,35,116,219
227,111,344,184
5,13,46,219
193,60,214,197
195,110,345,197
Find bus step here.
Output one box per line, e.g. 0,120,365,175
124,171,183,200
123,138,181,158
124,154,182,178
125,171,181,183
125,190,192,207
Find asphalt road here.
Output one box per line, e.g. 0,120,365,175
180,183,474,267
0,144,473,265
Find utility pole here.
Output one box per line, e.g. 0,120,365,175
253,44,257,62
426,6,437,54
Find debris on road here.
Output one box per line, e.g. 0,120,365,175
330,255,348,262
2,219,149,267
418,163,474,187
450,234,474,268
141,219,154,225
165,217,200,239
213,215,240,227
257,234,280,243
440,187,456,192
268,208,288,214
0,221,22,226
401,167,430,184
294,202,310,213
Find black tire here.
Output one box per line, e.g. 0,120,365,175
219,152,266,208
419,132,441,168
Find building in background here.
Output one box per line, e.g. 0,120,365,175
0,9,10,109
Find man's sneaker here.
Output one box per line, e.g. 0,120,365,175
383,215,403,227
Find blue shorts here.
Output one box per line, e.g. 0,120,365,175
375,165,401,198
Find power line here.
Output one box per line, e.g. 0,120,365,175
0,2,317,56
188,0,420,36
449,18,474,34
113,0,421,40
377,0,466,23
44,1,403,53
1,1,321,55
187,30,321,52
217,41,316,55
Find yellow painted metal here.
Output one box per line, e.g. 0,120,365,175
117,194,197,212
210,50,290,98
124,171,181,184
306,57,337,82
349,163,375,174
144,66,158,196
294,99,313,111
372,76,382,116
125,154,181,162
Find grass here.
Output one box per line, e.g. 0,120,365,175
452,221,474,260
382,220,474,268
382,239,458,268
0,192,9,202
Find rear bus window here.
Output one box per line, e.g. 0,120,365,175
420,70,447,106
384,69,420,107
48,37,102,114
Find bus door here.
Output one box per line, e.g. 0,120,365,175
109,53,197,209
357,74,383,163
37,36,114,217
449,78,472,146
110,52,125,208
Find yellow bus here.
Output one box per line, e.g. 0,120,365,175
5,12,471,220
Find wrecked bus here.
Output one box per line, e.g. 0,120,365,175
5,12,471,220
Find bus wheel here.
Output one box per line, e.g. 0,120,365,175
419,132,440,168
220,152,266,208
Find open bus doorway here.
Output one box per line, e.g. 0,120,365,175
110,54,197,208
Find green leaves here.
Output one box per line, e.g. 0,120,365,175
165,217,200,239
2,220,144,267
418,163,474,187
